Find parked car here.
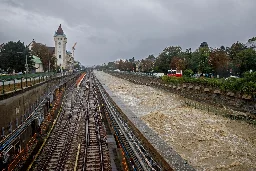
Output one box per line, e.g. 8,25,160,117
225,76,239,80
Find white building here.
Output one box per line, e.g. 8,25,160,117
54,24,67,70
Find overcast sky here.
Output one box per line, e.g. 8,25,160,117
0,0,255,66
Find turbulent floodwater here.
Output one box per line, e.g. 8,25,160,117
94,71,256,171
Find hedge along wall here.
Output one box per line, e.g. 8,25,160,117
161,72,256,97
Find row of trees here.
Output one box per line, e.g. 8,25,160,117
0,40,83,73
99,38,256,78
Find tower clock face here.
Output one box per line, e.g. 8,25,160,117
58,42,61,45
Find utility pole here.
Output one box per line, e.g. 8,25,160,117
25,54,28,86
48,52,51,72
48,55,50,73
25,54,28,73
49,60,50,72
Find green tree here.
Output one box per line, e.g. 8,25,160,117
170,56,185,70
183,69,194,77
140,55,155,72
107,61,116,70
74,61,81,70
141,58,154,72
116,60,124,70
189,51,201,73
147,54,155,61
226,41,254,76
154,46,182,73
227,41,247,75
237,48,256,74
124,60,134,71
197,42,211,73
200,42,208,48
0,41,34,73
179,48,198,72
209,47,229,77
248,37,256,43
129,57,135,63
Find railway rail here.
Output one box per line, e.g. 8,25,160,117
95,76,163,171
31,71,111,171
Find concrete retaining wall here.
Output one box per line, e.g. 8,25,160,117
0,74,78,139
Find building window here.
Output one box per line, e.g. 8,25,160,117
59,55,61,58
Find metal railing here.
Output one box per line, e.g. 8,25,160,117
0,72,72,95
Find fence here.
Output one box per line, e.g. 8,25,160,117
0,72,70,95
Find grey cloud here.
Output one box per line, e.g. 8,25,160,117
0,0,256,66
88,36,108,45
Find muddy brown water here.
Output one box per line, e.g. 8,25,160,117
94,71,256,171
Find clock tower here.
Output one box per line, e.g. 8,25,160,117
54,24,67,70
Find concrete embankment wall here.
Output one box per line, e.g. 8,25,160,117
0,75,77,140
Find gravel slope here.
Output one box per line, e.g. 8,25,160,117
94,71,256,171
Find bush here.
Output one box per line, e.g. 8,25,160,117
161,71,256,95
183,69,194,77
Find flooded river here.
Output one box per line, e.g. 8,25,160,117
94,71,256,171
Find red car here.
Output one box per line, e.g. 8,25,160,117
167,69,182,77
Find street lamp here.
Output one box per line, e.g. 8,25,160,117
48,53,51,73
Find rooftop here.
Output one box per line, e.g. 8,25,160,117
47,47,55,54
54,24,66,37
32,55,42,64
28,40,55,54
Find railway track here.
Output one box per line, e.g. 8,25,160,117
31,72,111,171
31,70,167,171
82,74,110,170
94,75,163,171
